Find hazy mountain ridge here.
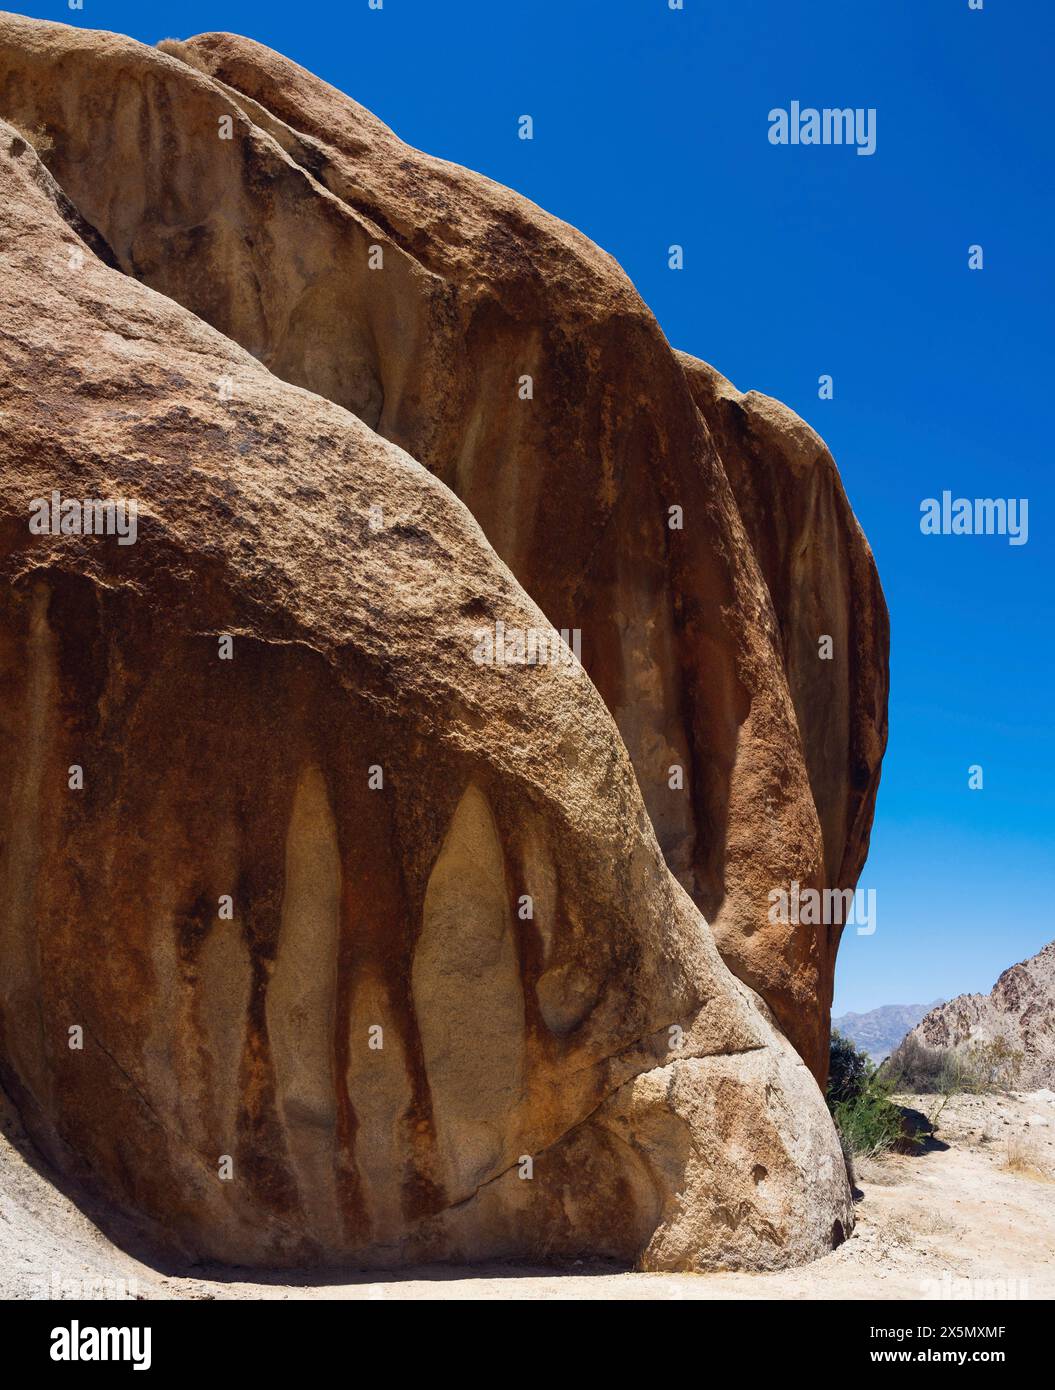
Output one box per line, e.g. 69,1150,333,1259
833,1002,942,1062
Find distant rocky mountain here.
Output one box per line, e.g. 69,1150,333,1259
833,1002,941,1062
908,941,1055,1089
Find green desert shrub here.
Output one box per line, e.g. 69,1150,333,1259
827,1032,909,1158
832,1080,909,1159
828,1029,871,1104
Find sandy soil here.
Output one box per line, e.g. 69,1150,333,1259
3,1089,1053,1300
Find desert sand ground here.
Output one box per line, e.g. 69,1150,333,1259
3,1089,1053,1301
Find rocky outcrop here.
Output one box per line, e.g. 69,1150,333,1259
0,13,889,1080
909,943,1055,1089
678,357,889,899
0,109,853,1270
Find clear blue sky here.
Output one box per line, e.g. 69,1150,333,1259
12,0,1053,1014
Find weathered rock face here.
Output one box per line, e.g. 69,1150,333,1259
679,357,889,1017
0,13,889,1080
678,357,889,899
0,111,854,1270
909,942,1055,1090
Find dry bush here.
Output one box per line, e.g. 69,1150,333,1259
1002,1135,1051,1182
886,1035,1023,1096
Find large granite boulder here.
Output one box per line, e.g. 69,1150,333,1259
0,109,852,1271
0,14,889,1078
